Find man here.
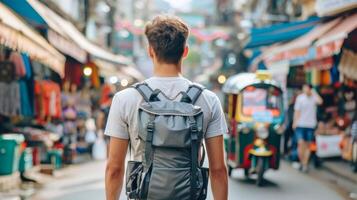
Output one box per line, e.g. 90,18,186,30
293,84,323,172
105,15,228,200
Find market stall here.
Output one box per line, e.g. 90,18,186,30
0,2,65,185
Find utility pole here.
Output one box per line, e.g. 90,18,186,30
106,0,117,48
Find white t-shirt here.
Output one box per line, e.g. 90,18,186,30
104,76,228,160
294,93,319,128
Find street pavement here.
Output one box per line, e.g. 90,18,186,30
31,160,345,200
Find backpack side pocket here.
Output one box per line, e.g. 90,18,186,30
126,161,143,199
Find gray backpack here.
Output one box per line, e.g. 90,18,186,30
126,82,209,200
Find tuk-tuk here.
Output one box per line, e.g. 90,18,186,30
222,71,284,186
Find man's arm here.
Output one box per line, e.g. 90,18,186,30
105,137,129,200
206,135,228,200
293,110,301,130
312,89,323,105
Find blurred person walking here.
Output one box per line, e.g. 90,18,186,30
104,15,228,200
293,84,323,172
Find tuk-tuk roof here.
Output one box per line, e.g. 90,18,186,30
222,72,281,94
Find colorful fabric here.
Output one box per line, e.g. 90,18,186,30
34,80,62,122
21,53,32,79
0,82,21,116
19,80,33,116
9,52,26,77
320,70,332,86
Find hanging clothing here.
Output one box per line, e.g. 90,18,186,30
19,80,33,116
0,82,21,116
64,60,83,87
34,80,62,123
320,70,332,86
21,54,32,79
85,62,100,88
9,52,26,77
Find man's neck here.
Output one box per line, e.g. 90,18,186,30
153,62,181,77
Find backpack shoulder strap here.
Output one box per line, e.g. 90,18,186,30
181,83,205,104
132,82,160,102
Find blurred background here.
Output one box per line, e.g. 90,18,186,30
0,0,356,199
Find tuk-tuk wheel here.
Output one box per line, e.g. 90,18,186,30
256,158,265,186
228,165,233,177
244,169,249,179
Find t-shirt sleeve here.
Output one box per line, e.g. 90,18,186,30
104,93,129,139
205,95,228,139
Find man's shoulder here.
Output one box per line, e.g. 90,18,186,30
296,93,306,101
199,89,221,108
113,87,141,103
201,89,218,99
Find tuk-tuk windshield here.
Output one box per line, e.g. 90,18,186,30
242,86,282,117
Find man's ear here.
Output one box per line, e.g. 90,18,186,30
147,46,155,59
182,46,189,59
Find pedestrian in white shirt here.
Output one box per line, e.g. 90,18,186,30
293,84,323,172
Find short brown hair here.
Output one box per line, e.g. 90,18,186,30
145,15,189,64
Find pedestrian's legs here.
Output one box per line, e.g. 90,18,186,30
295,128,306,166
303,142,311,167
298,140,306,167
302,128,315,171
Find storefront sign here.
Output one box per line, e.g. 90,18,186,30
316,0,357,17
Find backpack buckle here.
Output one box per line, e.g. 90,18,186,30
146,122,155,138
190,123,198,140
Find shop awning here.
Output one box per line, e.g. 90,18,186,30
94,59,145,81
245,17,320,49
264,18,341,64
0,2,65,76
2,0,87,63
27,0,130,65
315,13,357,59
316,0,357,17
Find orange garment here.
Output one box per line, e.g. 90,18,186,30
34,80,62,123
41,81,62,118
320,70,332,86
100,84,113,107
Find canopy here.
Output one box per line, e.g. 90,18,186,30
0,2,65,76
264,18,341,64
94,59,145,81
222,73,281,94
245,17,320,49
3,0,86,63
27,0,131,65
316,0,357,17
315,13,357,59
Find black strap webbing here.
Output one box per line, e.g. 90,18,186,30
143,114,155,170
189,116,199,199
132,82,160,102
181,84,204,104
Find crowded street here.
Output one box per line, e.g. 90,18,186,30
1,0,357,200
